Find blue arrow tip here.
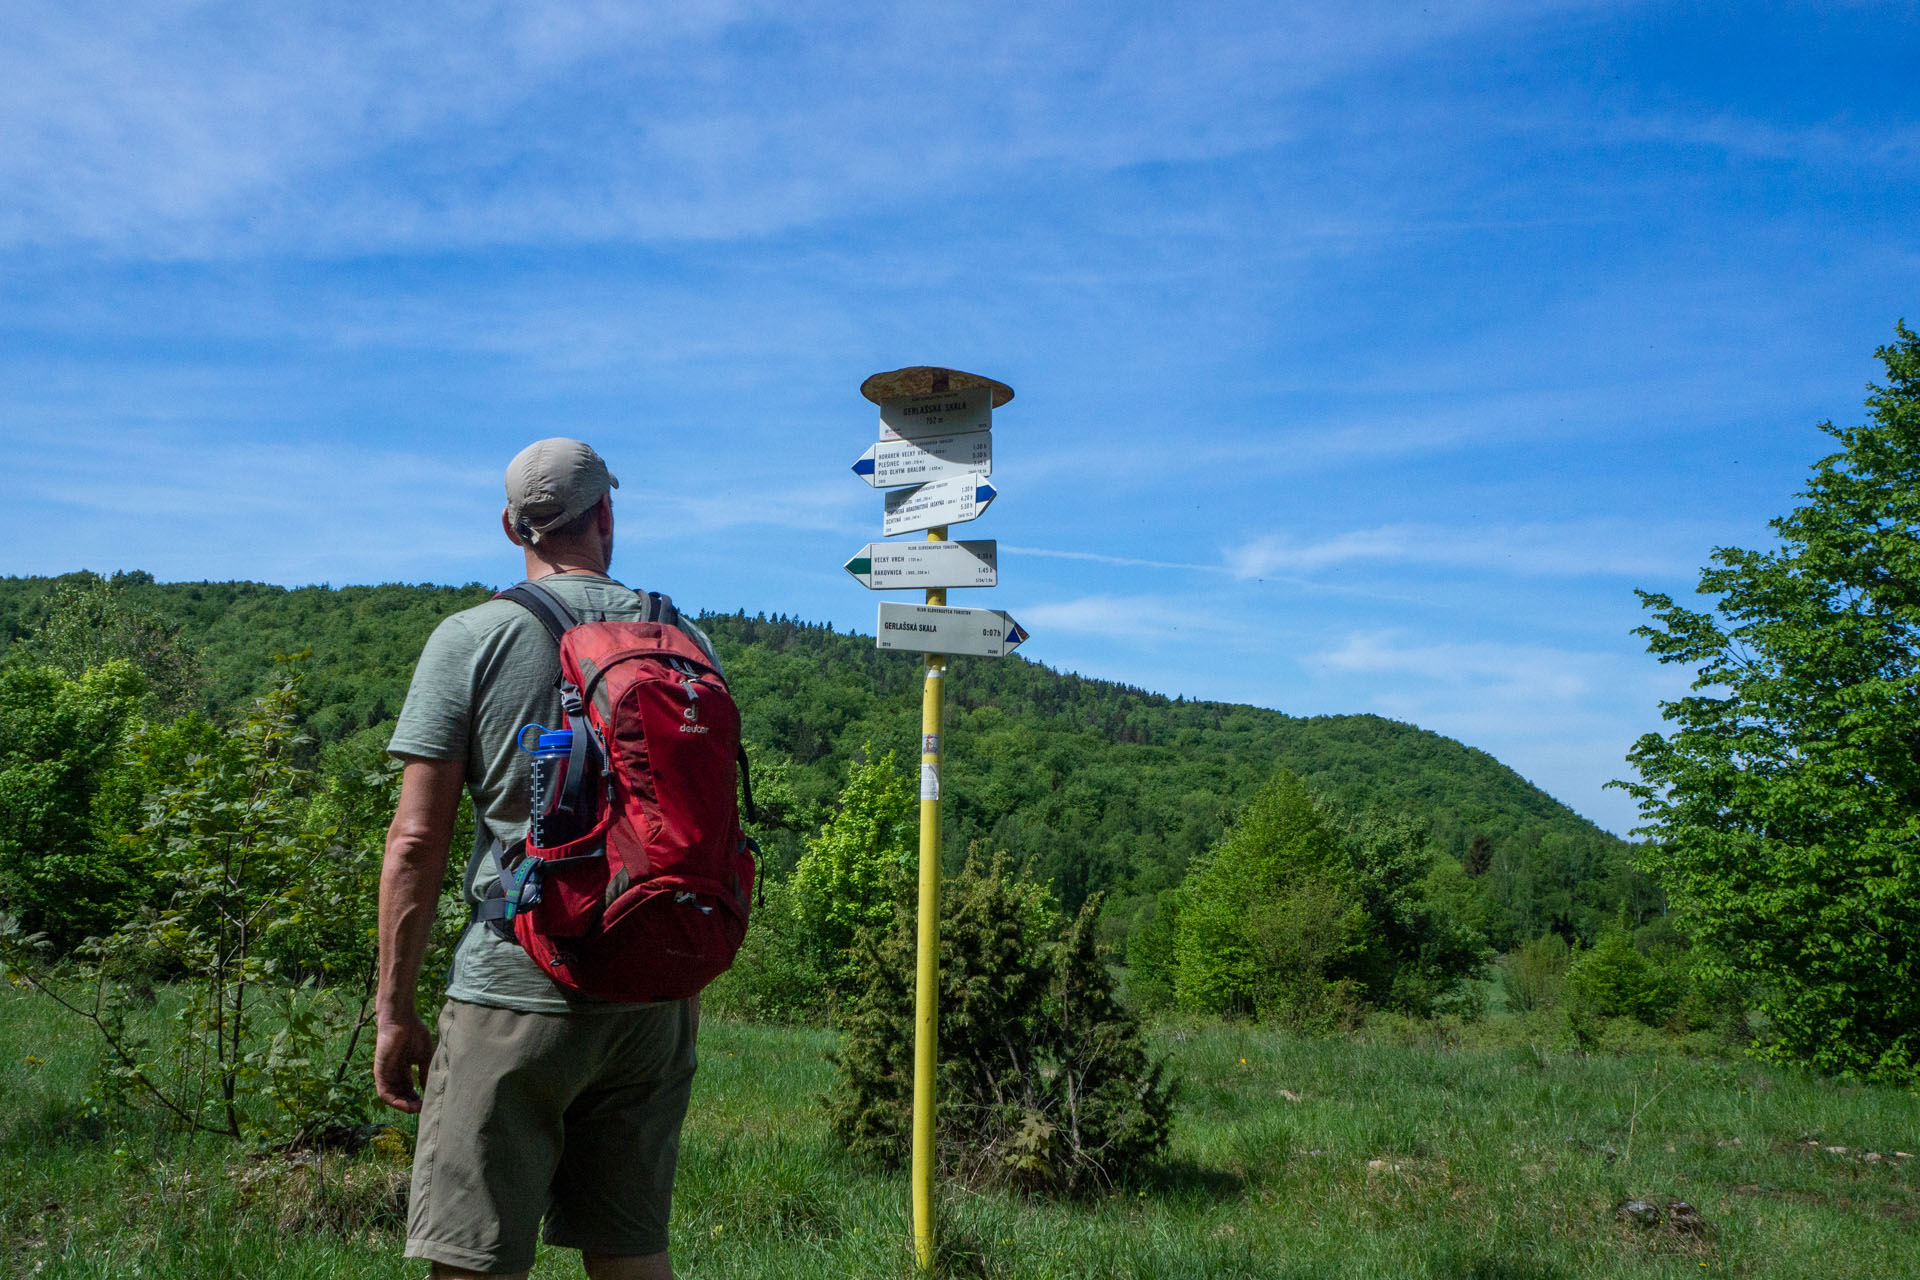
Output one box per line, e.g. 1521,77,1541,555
852,458,875,476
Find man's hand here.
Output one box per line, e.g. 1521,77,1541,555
375,1012,435,1113
376,756,464,1114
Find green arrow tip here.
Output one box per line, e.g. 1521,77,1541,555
845,556,872,578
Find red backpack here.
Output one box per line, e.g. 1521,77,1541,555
476,580,757,1002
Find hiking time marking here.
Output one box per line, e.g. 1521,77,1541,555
882,473,996,536
875,603,1029,658
844,540,998,590
852,429,993,488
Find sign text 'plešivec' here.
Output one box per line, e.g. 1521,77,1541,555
875,603,1029,658
852,429,993,488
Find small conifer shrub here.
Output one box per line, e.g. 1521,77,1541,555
828,853,1172,1194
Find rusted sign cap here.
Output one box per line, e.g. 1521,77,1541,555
860,366,1015,408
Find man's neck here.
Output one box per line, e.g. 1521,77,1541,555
524,555,608,581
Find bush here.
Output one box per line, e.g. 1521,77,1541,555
701,874,831,1024
0,660,150,947
1171,772,1353,1020
1566,927,1680,1028
1502,933,1571,1013
1168,770,1483,1025
789,747,915,998
3,671,379,1141
1122,890,1178,1013
829,854,1171,1194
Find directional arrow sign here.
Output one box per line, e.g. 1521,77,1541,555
876,603,1029,657
882,472,995,536
853,430,993,488
845,540,997,590
879,388,994,441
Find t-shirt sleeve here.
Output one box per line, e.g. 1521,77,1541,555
388,614,477,761
679,617,724,676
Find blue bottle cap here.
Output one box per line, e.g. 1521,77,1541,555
537,730,574,752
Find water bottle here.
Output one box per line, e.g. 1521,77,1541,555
522,725,575,849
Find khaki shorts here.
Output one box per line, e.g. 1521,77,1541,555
404,997,697,1274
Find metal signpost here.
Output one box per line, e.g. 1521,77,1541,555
849,365,1022,1273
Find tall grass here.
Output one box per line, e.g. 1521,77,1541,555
1,985,1915,1278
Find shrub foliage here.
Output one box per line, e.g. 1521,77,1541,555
830,854,1171,1194
1146,770,1483,1027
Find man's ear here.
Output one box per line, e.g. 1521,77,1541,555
502,507,529,547
595,493,614,535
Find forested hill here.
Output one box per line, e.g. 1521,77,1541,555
0,572,1642,946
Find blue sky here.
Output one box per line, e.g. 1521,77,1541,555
3,2,1916,833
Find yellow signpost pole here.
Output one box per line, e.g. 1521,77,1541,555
912,525,947,1272
853,364,1017,1276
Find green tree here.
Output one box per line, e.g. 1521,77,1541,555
1171,770,1364,1024
0,660,149,945
4,671,380,1139
1564,927,1677,1027
790,747,915,992
10,573,205,718
1621,323,1920,1083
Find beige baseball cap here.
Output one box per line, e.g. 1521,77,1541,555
504,438,619,542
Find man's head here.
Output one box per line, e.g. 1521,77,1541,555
504,438,619,543
502,438,618,573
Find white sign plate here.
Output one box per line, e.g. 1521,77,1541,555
882,472,995,536
876,603,1029,657
852,430,993,488
879,389,994,441
844,540,997,589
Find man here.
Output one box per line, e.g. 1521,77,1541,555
376,438,717,1279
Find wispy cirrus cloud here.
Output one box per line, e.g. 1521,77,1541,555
1224,521,1705,582
1303,629,1693,831
0,0,1616,257
1016,594,1246,644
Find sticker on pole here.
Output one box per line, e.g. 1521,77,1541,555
920,762,940,800
882,473,995,537
876,602,1029,657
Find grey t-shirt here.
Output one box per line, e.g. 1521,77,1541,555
388,573,719,1012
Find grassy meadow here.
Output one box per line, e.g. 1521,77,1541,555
1,985,1915,1279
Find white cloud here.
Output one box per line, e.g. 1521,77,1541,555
1224,521,1702,581
1309,630,1600,702
1017,593,1243,644
1302,629,1696,832
0,0,1613,257
1001,544,1222,574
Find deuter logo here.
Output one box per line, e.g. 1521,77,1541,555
679,674,705,731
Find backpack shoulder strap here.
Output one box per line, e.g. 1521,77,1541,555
496,580,581,642
495,580,594,817
646,590,679,627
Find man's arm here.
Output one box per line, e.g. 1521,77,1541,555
374,755,466,1113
